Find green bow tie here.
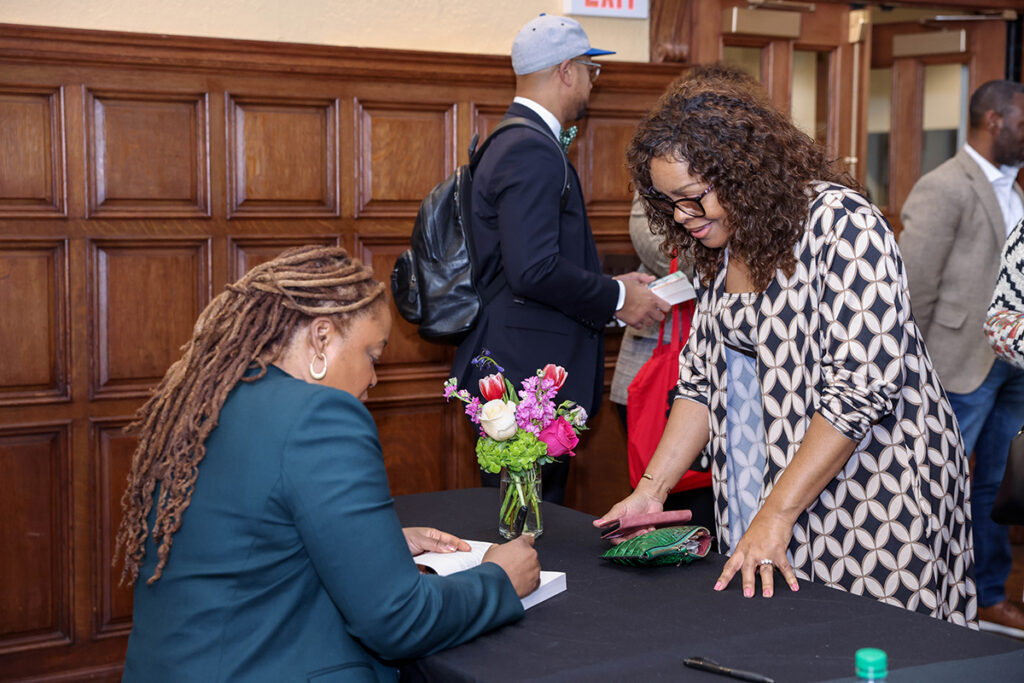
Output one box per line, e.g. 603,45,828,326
559,125,578,152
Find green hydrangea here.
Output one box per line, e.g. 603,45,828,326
476,431,548,473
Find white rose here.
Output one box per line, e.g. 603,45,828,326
479,399,518,441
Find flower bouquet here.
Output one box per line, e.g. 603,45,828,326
444,351,588,539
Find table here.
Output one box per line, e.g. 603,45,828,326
395,488,1024,682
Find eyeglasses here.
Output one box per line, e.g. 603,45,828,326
640,184,714,219
572,58,601,84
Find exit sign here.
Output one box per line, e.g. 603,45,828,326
563,0,649,19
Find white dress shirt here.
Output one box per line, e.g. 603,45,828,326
964,143,1024,236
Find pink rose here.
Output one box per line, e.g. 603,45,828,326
479,372,505,402
542,364,567,390
538,417,579,457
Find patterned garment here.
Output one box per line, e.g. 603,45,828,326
719,288,769,551
985,217,1024,369
676,183,976,626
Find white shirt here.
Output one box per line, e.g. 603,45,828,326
510,97,627,313
963,143,1024,236
512,96,562,139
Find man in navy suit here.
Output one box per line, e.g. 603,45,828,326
453,15,669,503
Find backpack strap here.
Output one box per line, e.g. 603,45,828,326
469,116,571,210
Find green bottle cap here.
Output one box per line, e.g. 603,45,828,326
855,648,888,679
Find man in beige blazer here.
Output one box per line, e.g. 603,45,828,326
901,79,1024,637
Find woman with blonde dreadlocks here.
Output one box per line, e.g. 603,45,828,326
118,246,537,682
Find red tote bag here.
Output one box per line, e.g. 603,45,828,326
626,272,709,494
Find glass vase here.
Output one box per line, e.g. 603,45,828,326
498,463,543,539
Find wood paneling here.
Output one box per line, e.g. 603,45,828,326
85,90,209,218
0,240,69,405
354,99,455,217
91,419,134,639
0,85,65,217
577,109,647,217
0,423,71,655
375,405,449,496
228,95,339,218
228,235,342,280
89,239,211,399
0,22,680,680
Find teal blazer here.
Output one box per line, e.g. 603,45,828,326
122,366,522,682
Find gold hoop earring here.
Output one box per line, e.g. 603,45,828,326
310,352,328,380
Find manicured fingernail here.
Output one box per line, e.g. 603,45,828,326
791,582,799,591
744,588,753,598
763,590,772,598
713,581,723,591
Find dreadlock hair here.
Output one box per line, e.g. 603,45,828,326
626,63,858,291
115,246,386,586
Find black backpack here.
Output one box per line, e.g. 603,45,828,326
390,117,569,344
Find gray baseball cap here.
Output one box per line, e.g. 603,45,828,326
511,14,614,76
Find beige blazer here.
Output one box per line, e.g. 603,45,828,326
899,148,1023,393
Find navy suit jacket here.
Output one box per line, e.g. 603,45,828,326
122,366,522,682
452,103,618,415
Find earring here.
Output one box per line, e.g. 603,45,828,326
310,352,328,380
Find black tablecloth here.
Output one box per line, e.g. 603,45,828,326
395,488,1024,682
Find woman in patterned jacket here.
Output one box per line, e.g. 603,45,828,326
596,65,976,626
986,218,1024,369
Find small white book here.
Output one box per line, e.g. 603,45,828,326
414,540,566,610
648,270,696,305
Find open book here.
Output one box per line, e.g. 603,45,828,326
414,540,566,610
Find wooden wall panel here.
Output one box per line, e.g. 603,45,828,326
354,100,455,217
0,85,65,217
0,23,681,680
374,405,449,496
85,90,209,218
577,109,645,217
89,239,211,399
0,424,71,655
228,235,342,280
0,240,69,405
91,419,135,640
227,95,339,218
470,102,509,148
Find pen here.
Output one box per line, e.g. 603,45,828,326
683,656,774,683
512,505,528,536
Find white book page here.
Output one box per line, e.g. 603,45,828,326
414,540,493,576
414,540,567,610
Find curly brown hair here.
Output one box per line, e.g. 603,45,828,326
626,64,857,290
115,246,386,585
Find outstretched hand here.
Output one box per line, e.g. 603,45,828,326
712,510,799,598
592,490,664,545
402,527,472,556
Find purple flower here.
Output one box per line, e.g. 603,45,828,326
464,397,482,424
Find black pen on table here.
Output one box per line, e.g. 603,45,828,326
683,656,774,683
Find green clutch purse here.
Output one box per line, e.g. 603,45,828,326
600,525,712,567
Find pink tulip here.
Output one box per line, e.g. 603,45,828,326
478,373,505,402
537,417,579,457
542,364,567,390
